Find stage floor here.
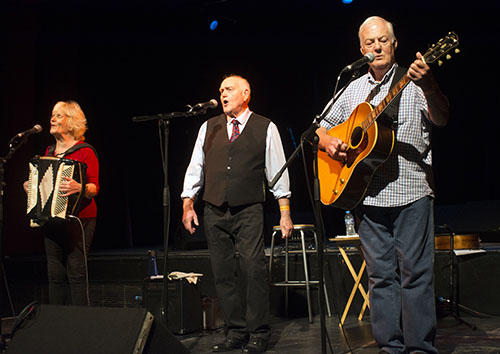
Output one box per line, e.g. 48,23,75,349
2,244,500,353
2,313,499,353
166,314,500,353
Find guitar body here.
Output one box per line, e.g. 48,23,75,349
316,32,459,210
318,102,395,210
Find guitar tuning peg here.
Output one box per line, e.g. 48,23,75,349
438,60,443,66
446,54,452,60
455,48,460,54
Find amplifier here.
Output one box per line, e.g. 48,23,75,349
143,277,202,335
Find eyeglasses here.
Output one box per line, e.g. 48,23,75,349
50,113,65,119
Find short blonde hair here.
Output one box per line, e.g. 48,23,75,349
53,100,87,141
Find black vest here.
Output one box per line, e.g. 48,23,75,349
202,113,270,207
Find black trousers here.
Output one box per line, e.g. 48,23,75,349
204,202,270,341
44,217,96,306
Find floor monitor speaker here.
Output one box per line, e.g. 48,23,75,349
6,304,189,354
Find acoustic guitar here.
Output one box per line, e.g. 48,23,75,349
318,32,459,210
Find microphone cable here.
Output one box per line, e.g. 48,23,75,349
68,215,90,306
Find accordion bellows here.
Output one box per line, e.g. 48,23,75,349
27,156,87,226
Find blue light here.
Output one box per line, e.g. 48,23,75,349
210,20,218,31
342,0,353,4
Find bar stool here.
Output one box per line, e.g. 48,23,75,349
268,224,331,323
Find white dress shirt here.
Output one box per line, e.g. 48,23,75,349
182,108,291,200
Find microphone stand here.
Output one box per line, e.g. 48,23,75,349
268,68,360,189
438,225,476,330
132,105,210,327
270,70,361,354
0,135,31,347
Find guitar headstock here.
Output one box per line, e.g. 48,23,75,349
423,32,460,66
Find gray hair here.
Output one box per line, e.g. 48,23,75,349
358,16,396,43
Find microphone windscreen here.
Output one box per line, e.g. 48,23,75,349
209,99,218,108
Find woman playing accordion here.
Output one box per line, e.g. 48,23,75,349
23,100,99,306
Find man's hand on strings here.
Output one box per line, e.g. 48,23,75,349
325,136,348,161
316,127,348,161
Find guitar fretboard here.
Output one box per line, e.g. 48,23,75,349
361,74,411,131
359,31,458,132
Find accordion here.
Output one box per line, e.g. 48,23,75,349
26,156,87,226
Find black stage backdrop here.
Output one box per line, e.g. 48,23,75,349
1,0,499,255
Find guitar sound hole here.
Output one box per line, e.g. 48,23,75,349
350,127,363,147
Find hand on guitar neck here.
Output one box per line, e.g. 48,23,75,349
316,126,348,161
408,52,433,89
408,52,450,126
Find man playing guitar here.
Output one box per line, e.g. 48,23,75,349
316,16,450,354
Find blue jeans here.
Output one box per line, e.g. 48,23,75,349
357,196,437,354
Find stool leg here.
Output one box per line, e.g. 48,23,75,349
323,282,332,318
269,231,276,279
313,230,331,318
301,230,313,323
359,290,369,321
285,234,289,317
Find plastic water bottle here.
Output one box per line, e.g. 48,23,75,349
344,211,356,236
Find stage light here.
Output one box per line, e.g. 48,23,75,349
210,20,218,31
342,0,353,4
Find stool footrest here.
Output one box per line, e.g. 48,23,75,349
269,225,332,323
272,250,317,254
271,281,320,287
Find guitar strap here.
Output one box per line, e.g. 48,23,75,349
48,142,99,160
379,65,407,130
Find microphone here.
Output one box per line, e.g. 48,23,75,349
14,124,43,139
132,100,218,122
192,99,218,110
343,53,375,72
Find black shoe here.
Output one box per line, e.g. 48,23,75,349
212,337,248,352
242,337,268,353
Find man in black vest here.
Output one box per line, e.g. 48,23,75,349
182,75,293,353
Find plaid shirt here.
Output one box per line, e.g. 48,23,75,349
320,64,434,207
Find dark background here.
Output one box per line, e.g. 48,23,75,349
1,0,499,256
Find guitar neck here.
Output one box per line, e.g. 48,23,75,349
360,31,459,131
362,73,410,131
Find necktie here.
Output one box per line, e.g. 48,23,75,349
229,119,240,143
365,84,381,103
